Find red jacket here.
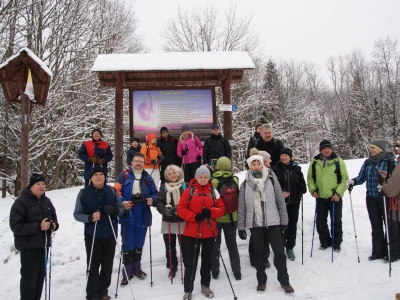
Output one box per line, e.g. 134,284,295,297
177,179,225,238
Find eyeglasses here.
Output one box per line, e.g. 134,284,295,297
132,160,144,164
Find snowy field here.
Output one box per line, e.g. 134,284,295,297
0,158,398,300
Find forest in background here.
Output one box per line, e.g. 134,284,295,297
0,1,399,193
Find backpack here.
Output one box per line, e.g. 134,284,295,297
188,186,216,205
215,176,239,215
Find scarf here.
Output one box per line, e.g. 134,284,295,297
165,178,184,207
132,168,142,195
368,150,387,165
246,166,269,226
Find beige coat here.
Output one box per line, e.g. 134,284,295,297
381,156,400,220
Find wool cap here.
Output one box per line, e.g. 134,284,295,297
216,156,231,171
131,137,139,143
181,125,190,132
160,127,168,133
370,139,388,152
28,173,46,188
211,124,220,130
246,155,264,167
91,128,102,137
258,150,271,162
280,148,293,159
146,133,157,142
319,139,333,151
195,165,211,178
90,166,106,179
255,123,263,131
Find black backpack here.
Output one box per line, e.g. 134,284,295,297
216,176,239,215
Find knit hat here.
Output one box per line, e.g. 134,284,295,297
181,125,190,132
160,127,168,134
28,173,46,188
216,157,231,171
146,133,157,142
258,150,271,162
131,137,139,143
280,148,293,159
211,124,219,130
255,123,262,131
246,155,264,167
195,165,211,178
91,128,102,137
370,139,388,152
319,139,333,151
90,166,106,179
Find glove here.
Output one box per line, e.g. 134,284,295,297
151,159,158,165
346,179,354,189
97,158,105,165
281,225,288,232
103,205,119,217
171,207,177,214
165,208,174,217
298,183,307,194
88,157,97,163
157,154,164,161
202,208,211,219
195,213,205,222
196,155,202,162
238,230,247,240
377,184,383,193
181,149,187,156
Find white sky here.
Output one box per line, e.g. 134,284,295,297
133,0,400,74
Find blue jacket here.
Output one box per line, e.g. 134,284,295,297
73,184,124,239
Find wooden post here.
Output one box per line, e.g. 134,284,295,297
114,72,124,179
222,71,232,140
20,94,30,190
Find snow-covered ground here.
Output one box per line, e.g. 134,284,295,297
0,159,398,300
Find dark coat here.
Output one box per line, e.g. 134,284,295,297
246,132,261,157
10,188,59,251
203,134,232,165
156,182,188,223
157,135,180,167
255,137,284,166
78,138,113,180
273,161,307,204
126,145,141,166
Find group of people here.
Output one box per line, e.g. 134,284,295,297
8,123,400,300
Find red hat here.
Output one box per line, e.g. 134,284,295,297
146,133,157,142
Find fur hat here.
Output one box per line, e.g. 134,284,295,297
280,148,293,159
370,139,388,152
195,165,211,178
181,125,190,132
90,166,106,179
258,150,271,162
319,139,333,151
146,133,157,142
28,173,46,188
216,157,231,171
160,127,168,134
246,155,264,167
91,128,102,137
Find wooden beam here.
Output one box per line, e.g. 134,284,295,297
114,72,124,179
222,71,232,140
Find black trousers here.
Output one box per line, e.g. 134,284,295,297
163,233,178,269
20,248,46,300
211,222,241,275
85,235,116,299
183,236,215,293
183,161,201,182
284,202,301,249
250,226,289,286
366,196,388,258
248,233,270,265
316,198,343,247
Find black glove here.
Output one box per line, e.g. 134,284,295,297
238,230,247,240
202,208,211,218
151,159,158,165
195,213,205,222
196,155,202,162
165,208,174,217
298,183,307,194
280,225,288,232
181,149,187,156
103,205,119,217
157,154,164,161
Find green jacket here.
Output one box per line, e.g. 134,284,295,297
307,152,349,199
211,170,239,223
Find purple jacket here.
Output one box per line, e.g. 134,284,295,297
177,133,203,164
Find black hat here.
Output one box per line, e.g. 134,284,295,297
319,139,333,151
255,123,262,131
280,148,293,159
160,127,168,134
211,124,219,130
131,137,139,143
28,173,46,188
90,166,106,179
91,128,102,137
181,125,190,132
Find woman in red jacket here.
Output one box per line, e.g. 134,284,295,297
177,165,225,300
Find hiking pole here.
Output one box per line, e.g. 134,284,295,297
168,221,173,284
86,221,97,292
210,224,237,300
301,195,304,265
348,186,360,263
149,224,153,287
189,222,201,299
115,217,127,298
331,201,335,263
48,232,53,300
115,248,123,298
177,222,184,284
107,215,136,299
44,231,48,300
310,201,318,257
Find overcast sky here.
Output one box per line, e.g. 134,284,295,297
133,0,400,75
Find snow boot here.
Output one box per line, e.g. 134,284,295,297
121,263,134,286
257,283,266,293
395,292,400,300
98,295,111,300
368,255,383,261
286,248,295,261
234,272,241,280
132,261,147,279
319,244,330,250
334,246,341,253
201,285,214,298
183,293,192,300
281,283,294,294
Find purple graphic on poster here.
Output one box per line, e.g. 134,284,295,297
133,89,214,139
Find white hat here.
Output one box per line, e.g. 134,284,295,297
246,155,264,166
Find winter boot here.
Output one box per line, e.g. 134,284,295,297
257,283,266,293
334,246,341,253
98,295,111,300
286,248,295,261
183,293,192,300
281,283,294,294
201,285,214,298
234,272,241,280
132,261,147,279
396,292,400,300
121,263,134,286
319,244,330,250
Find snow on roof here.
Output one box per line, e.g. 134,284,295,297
91,51,255,72
0,47,53,77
